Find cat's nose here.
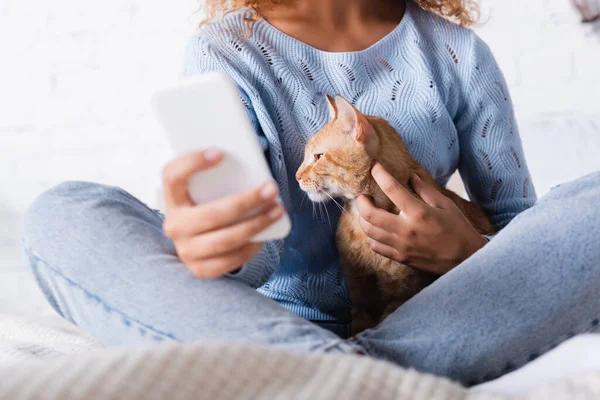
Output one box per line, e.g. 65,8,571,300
296,174,302,182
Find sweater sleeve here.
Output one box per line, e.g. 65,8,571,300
454,35,537,230
181,33,281,288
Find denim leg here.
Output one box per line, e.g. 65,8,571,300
355,171,600,386
22,181,361,354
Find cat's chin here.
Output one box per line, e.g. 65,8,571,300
304,191,330,203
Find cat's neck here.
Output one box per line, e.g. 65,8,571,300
345,116,435,215
346,180,398,216
368,116,421,181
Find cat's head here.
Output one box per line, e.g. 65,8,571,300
295,95,380,202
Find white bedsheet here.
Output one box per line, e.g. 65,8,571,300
0,313,101,364
1,313,600,399
474,334,600,397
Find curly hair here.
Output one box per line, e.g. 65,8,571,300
201,0,479,28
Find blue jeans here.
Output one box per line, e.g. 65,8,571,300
22,172,600,386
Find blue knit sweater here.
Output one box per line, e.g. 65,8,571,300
182,1,536,322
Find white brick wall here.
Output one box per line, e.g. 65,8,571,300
1,0,599,313
0,0,202,313
476,0,600,195
1,0,201,217
1,0,599,216
478,0,600,116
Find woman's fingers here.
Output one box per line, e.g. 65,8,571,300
367,239,405,263
410,173,449,209
185,242,264,280
179,203,284,260
371,163,424,215
359,216,397,247
161,150,285,280
164,180,280,238
162,150,223,209
355,195,400,232
192,181,280,233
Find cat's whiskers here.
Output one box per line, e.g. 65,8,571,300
317,201,325,224
320,198,332,230
310,186,340,229
313,184,345,214
300,191,308,208
321,191,345,213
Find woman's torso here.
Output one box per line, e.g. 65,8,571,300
185,1,473,321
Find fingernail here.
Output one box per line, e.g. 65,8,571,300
412,173,422,181
260,182,279,200
204,149,221,161
268,205,283,219
371,163,384,176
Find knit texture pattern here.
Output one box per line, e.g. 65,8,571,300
182,1,536,321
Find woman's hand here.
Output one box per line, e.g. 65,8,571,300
162,149,284,279
356,164,487,275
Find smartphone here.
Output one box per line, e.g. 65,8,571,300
151,72,291,242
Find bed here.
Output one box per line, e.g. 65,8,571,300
2,313,600,399
1,115,600,399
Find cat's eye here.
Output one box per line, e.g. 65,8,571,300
314,153,324,162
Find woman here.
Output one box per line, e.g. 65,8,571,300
23,0,600,386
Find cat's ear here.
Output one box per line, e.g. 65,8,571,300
333,96,359,135
334,96,379,155
334,96,372,142
326,94,337,121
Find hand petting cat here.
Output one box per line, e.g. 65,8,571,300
298,95,495,330
356,163,488,276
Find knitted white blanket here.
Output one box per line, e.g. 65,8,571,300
1,314,599,400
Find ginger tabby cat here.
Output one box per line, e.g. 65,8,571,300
296,95,496,334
